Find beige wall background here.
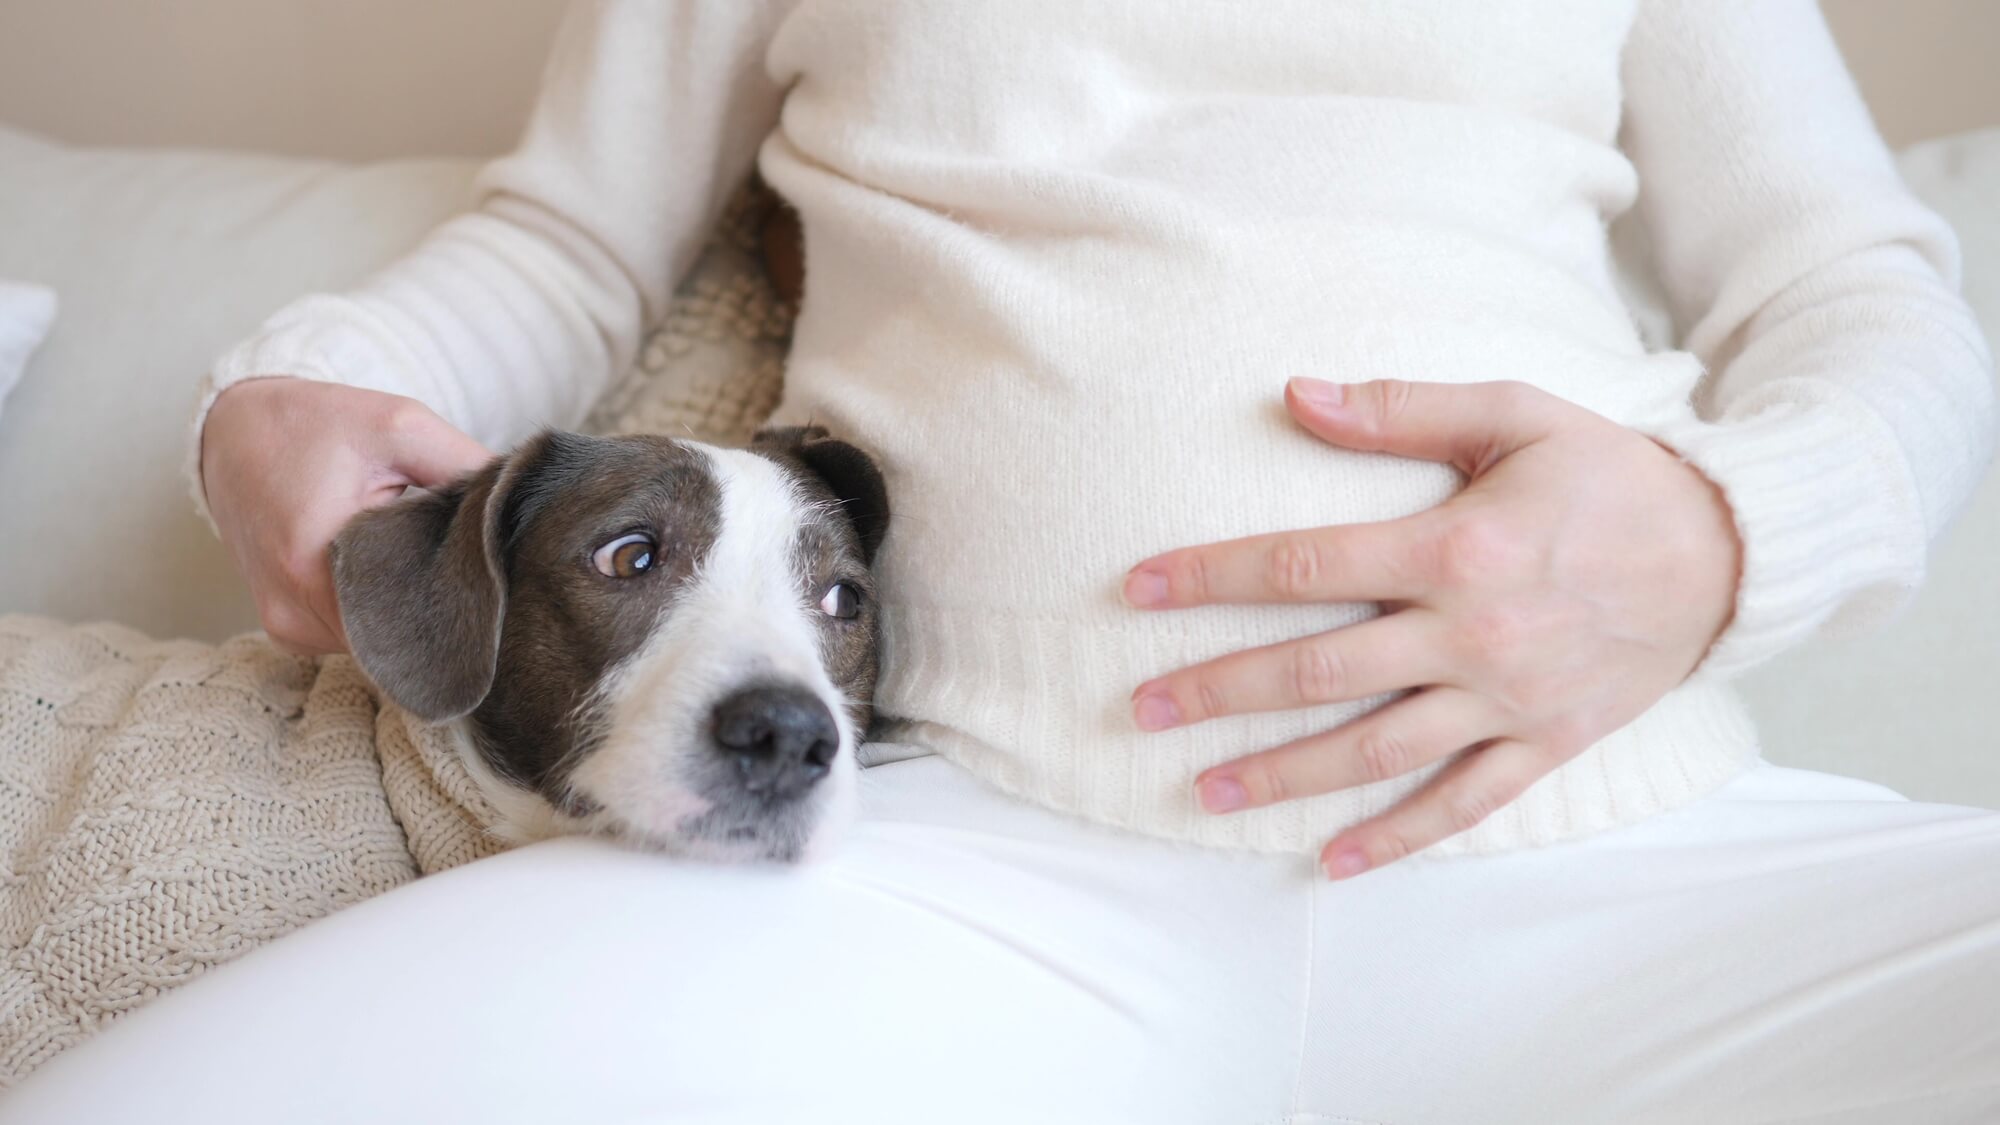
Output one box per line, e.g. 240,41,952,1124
0,1,1995,160
0,0,569,159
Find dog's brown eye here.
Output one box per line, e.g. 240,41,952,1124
593,533,657,578
818,582,861,619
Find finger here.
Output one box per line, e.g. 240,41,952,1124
1132,610,1449,730
374,400,493,490
1318,738,1549,880
1285,378,1560,476
1125,514,1444,609
1193,688,1500,814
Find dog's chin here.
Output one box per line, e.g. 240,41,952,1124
577,783,852,866
533,732,861,864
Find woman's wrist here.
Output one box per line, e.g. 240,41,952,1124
1644,390,1925,679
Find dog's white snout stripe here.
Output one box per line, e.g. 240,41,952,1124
691,447,844,699
554,444,858,857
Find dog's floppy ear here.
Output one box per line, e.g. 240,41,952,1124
331,432,576,721
331,463,506,722
755,425,891,564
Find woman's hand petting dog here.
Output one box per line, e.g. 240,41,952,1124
1125,378,1743,880
201,378,492,655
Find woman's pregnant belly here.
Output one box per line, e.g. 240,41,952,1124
773,212,1714,848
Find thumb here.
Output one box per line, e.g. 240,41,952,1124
381,409,495,490
1285,377,1556,476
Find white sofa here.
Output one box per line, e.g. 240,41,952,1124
1,121,1997,812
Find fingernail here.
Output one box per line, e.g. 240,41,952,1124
1123,568,1169,608
1197,776,1249,814
1133,692,1181,732
1290,377,1346,410
1322,846,1370,880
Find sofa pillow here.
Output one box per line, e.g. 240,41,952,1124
0,125,476,639
0,121,790,643
0,280,56,419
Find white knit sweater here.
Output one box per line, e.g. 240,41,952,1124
196,1,1996,855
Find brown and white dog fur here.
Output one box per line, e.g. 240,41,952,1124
334,424,889,863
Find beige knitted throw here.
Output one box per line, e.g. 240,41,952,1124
0,615,507,1086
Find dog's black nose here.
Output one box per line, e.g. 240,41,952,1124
710,686,839,800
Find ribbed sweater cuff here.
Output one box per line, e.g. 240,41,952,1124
1645,392,1925,681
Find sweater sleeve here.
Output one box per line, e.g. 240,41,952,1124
190,0,794,519
1620,0,1998,679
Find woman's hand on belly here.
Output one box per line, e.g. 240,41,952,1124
1123,378,1742,879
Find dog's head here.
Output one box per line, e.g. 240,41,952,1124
330,427,889,862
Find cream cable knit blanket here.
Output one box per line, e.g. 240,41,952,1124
0,617,505,1086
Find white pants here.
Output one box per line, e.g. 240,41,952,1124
10,753,2000,1124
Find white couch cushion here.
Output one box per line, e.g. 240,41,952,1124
0,280,57,418
0,126,475,639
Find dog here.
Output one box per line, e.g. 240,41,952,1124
0,424,887,1084
336,423,890,863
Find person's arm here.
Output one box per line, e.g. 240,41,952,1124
196,0,795,652
1622,0,1998,678
201,0,791,458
